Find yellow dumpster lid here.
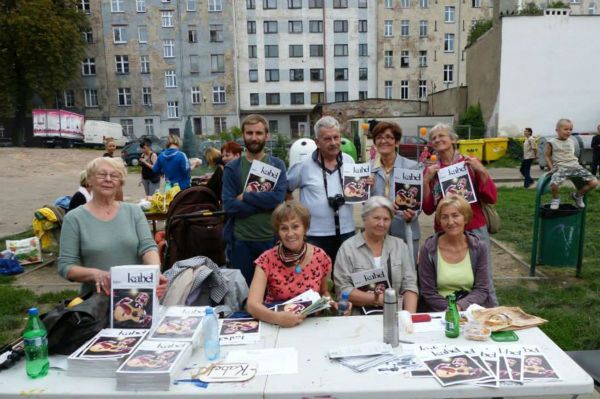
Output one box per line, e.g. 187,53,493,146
483,137,509,142
457,139,485,144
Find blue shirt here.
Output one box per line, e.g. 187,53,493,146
153,148,191,189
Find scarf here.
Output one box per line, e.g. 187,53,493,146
276,241,307,268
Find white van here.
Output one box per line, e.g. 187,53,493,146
83,120,127,148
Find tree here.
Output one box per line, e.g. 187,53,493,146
519,2,544,15
181,117,198,158
0,0,88,145
548,1,570,7
457,104,486,139
467,19,493,47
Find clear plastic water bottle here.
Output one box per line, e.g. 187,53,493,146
23,308,49,378
203,307,220,361
337,291,350,316
165,180,172,192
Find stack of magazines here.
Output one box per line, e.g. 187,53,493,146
328,342,396,373
116,340,193,391
67,329,147,378
272,289,331,316
148,306,205,348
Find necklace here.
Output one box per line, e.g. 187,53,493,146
277,241,307,274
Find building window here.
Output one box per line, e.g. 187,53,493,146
310,68,324,81
209,24,223,42
145,119,154,135
191,87,201,104
263,0,277,9
384,20,393,37
445,6,455,23
310,44,323,57
250,93,259,106
82,58,95,76
334,44,348,56
289,44,303,57
140,55,150,73
142,87,152,106
120,119,134,137
211,54,225,73
115,55,129,74
190,55,199,73
419,50,427,67
248,45,257,58
358,0,368,7
266,93,280,105
588,1,596,13
249,69,258,82
167,101,179,118
163,39,174,58
247,21,256,34
161,11,174,28
84,89,97,107
400,80,409,99
444,33,455,52
420,0,428,7
213,86,226,103
214,117,227,134
333,0,348,7
288,0,302,8
419,80,427,99
401,0,410,7
113,26,127,43
269,120,279,133
400,50,409,67
289,20,303,33
165,70,177,87
335,91,348,102
187,0,197,11
290,93,304,105
309,0,323,8
247,0,255,9
358,20,368,33
359,67,368,80
472,0,481,6
79,0,91,14
82,30,93,44
419,20,428,37
136,0,146,12
63,90,75,107
265,45,279,57
188,26,198,42
335,68,348,81
382,82,393,101
111,0,124,12
334,20,348,33
311,92,324,104
208,0,222,12
265,69,280,82
400,20,409,36
264,21,278,33
138,26,148,43
384,50,393,67
359,43,368,56
443,64,454,83
385,0,393,7
290,69,304,81
309,20,323,33
117,88,132,106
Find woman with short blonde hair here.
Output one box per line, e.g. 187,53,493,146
153,135,191,189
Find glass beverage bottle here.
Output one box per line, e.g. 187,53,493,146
445,294,460,338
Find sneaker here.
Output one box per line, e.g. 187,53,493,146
572,192,585,209
550,199,560,210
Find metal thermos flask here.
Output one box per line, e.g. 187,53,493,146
383,288,399,347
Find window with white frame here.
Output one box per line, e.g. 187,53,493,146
111,0,124,12
140,55,150,73
288,0,302,8
290,69,304,81
187,0,197,11
333,20,348,33
162,11,174,27
190,54,199,73
142,87,152,106
333,0,348,7
359,91,368,100
359,43,368,56
289,45,303,57
589,2,596,13
384,50,393,67
163,39,174,58
419,80,427,99
266,93,280,105
264,21,278,33
472,0,481,7
420,0,428,8
419,20,428,36
335,68,348,81
289,20,303,33
79,0,91,14
82,58,95,76
309,20,323,32
82,30,93,44
138,26,148,43
358,0,368,7
400,80,409,99
384,81,392,99
210,24,223,42
335,91,348,102
311,92,324,104
290,93,304,105
120,119,134,137
113,26,127,43
359,67,368,80
247,0,255,9
167,101,179,118
250,93,259,106
84,89,98,107
384,20,393,37
419,50,427,67
443,64,454,83
264,0,277,8
115,55,129,74
334,44,348,56
145,118,154,135
445,6,455,23
136,0,145,12
213,86,225,103
444,33,455,52
191,87,201,103
249,69,258,82
214,117,227,133
117,88,132,106
248,45,257,58
247,21,256,34
310,44,323,56
63,90,75,107
209,0,222,11
400,20,409,36
401,0,410,8
188,26,197,42
358,20,367,33
211,54,224,72
401,50,409,67
309,0,323,7
265,45,278,57
310,69,324,81
165,70,177,87
385,0,393,8
265,69,279,82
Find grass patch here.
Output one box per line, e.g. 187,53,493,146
486,156,521,168
495,186,600,350
127,165,141,174
0,229,34,251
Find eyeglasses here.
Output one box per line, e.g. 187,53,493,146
95,172,121,181
375,135,396,142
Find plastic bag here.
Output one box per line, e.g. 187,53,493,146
0,250,24,275
5,237,42,265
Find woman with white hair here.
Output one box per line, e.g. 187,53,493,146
333,196,418,313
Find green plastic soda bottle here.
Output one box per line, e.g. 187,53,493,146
445,294,460,338
23,308,49,378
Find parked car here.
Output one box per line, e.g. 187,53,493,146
121,138,165,166
398,136,430,160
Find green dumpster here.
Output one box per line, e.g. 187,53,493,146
341,138,357,162
538,204,583,266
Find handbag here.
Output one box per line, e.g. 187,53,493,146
481,200,501,234
41,292,110,355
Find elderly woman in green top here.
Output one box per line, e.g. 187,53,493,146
333,196,418,313
58,157,168,297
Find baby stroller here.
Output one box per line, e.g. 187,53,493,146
163,186,226,271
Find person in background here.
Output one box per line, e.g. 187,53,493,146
221,140,242,165
418,195,495,312
103,137,116,158
68,170,92,212
334,196,418,314
203,147,224,198
153,135,191,190
139,138,161,196
591,124,600,177
520,128,537,188
247,201,347,327
58,157,168,297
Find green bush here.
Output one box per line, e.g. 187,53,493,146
456,104,486,139
467,19,493,46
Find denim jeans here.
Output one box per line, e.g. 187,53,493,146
230,239,274,287
520,158,534,187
